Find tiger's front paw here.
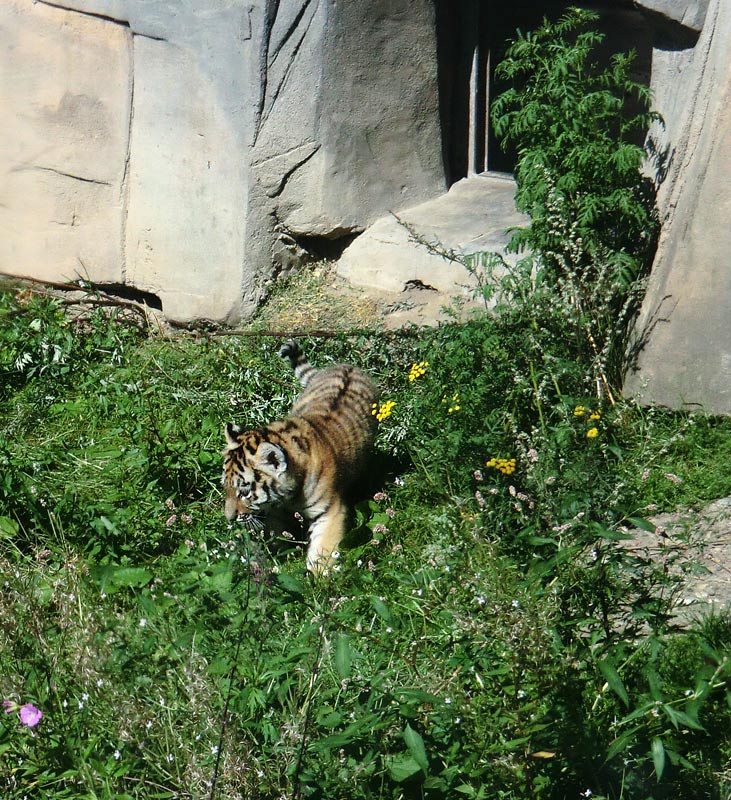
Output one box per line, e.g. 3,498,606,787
279,339,300,361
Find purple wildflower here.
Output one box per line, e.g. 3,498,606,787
19,704,43,728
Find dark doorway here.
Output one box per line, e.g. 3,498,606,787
434,1,653,183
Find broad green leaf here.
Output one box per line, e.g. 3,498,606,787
396,688,440,705
385,754,423,783
334,634,352,679
605,725,642,763
276,572,305,596
110,566,153,588
626,517,656,533
90,565,152,593
370,595,392,623
662,703,705,732
403,724,429,774
599,659,629,707
651,736,665,780
316,708,343,729
616,700,657,726
590,523,632,541
0,516,19,538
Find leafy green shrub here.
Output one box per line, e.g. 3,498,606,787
491,6,660,393
0,288,142,395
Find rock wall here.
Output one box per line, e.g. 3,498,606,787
3,0,731,417
246,0,445,310
0,0,252,321
0,0,445,321
0,1,131,285
625,0,731,413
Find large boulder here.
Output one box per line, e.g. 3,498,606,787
625,0,731,413
0,0,445,321
337,173,526,305
245,0,445,312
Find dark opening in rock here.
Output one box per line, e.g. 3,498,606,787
291,232,361,262
93,283,163,311
434,0,652,183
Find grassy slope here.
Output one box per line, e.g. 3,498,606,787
1,284,730,799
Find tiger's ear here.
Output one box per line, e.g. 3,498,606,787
224,423,243,449
256,442,288,476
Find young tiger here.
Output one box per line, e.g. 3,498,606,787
222,340,378,574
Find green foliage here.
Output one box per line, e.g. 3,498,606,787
1,14,730,799
0,288,142,394
1,280,731,799
491,6,660,392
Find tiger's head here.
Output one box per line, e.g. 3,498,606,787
222,423,298,522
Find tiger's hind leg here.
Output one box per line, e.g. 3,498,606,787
279,339,314,387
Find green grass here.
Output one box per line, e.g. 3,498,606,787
1,287,730,800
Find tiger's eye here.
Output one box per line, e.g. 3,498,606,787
237,483,252,499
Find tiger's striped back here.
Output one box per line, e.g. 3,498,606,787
281,340,377,478
222,340,378,574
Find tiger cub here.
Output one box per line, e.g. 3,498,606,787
222,340,378,574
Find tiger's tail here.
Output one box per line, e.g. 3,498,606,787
279,340,315,387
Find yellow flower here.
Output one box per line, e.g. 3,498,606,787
573,405,585,417
589,410,601,421
586,427,599,439
372,400,395,422
486,457,517,475
408,361,429,382
443,391,461,413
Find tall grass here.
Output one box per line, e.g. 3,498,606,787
1,285,730,799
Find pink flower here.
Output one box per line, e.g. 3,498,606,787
3,701,42,727
19,704,43,728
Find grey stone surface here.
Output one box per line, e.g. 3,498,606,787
337,173,527,299
123,34,248,321
634,0,710,32
247,0,446,310
625,497,731,615
0,0,445,322
0,0,253,321
0,0,130,284
626,0,731,413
